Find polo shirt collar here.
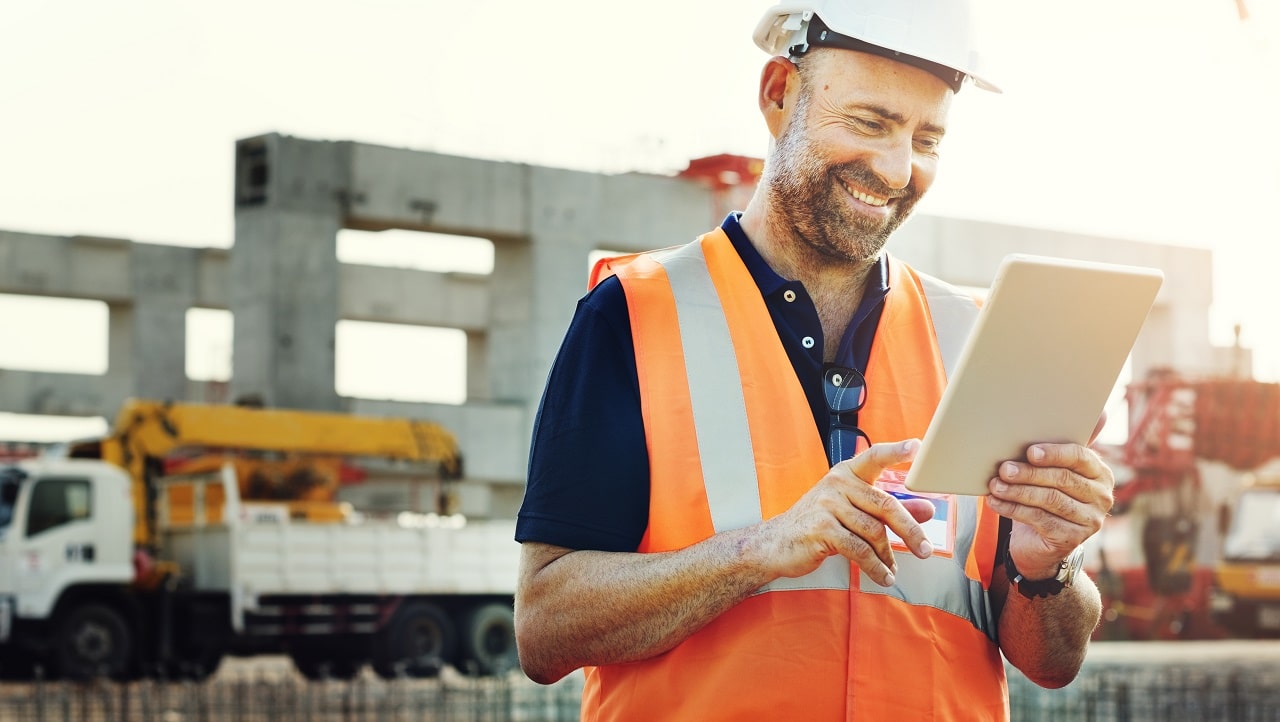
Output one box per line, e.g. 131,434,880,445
719,212,890,302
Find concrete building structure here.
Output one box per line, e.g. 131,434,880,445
0,133,1231,518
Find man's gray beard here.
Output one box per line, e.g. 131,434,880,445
762,96,918,264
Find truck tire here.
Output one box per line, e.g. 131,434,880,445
371,601,456,679
458,603,518,676
55,602,134,681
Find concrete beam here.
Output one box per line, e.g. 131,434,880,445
345,144,530,239
340,266,489,331
1,232,136,303
342,141,714,249
0,370,126,419
0,231,490,332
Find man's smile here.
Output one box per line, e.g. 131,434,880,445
839,177,891,209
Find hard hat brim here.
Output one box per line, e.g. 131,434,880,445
752,2,1001,94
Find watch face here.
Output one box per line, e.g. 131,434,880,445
1059,547,1086,585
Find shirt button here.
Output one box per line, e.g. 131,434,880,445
802,336,815,349
783,289,797,303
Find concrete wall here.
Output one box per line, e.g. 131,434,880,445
0,133,1226,518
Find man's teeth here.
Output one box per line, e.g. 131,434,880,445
842,181,888,207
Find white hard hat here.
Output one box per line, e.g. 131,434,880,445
753,0,1000,93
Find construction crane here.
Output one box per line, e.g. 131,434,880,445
66,398,462,548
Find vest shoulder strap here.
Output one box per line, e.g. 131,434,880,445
915,270,982,379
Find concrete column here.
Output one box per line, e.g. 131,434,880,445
129,244,197,402
106,303,133,387
527,169,608,388
465,330,490,400
481,167,599,481
231,134,347,411
488,237,534,405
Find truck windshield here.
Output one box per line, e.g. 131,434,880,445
1223,489,1280,561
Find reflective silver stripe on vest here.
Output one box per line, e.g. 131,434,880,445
655,241,849,592
856,270,996,642
758,554,852,593
856,497,995,640
918,272,981,380
654,243,764,534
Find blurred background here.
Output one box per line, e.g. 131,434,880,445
2,1,1280,719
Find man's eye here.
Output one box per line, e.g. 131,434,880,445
915,137,942,152
854,118,884,133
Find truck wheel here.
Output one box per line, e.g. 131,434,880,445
371,601,456,679
458,603,518,676
55,603,134,681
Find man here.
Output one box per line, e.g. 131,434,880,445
514,1,1113,719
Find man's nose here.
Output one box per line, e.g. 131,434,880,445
867,138,913,191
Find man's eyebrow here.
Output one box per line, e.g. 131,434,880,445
849,103,947,136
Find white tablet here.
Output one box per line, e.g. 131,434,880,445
903,254,1164,496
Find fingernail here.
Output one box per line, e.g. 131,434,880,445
919,540,934,557
1029,446,1045,462
1003,462,1018,478
884,571,896,586
902,439,919,454
993,480,1009,493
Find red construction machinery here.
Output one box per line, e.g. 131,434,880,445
1089,370,1280,640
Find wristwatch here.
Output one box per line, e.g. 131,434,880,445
1005,546,1086,599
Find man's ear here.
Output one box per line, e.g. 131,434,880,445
759,56,800,139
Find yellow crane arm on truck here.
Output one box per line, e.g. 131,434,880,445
68,398,463,548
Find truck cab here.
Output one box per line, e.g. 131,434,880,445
1212,475,1280,636
0,459,138,678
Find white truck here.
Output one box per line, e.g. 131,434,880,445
0,402,521,682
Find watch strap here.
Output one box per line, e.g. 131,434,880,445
1005,551,1076,599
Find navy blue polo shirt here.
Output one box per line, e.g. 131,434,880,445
516,213,889,552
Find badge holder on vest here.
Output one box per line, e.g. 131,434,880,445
825,365,960,557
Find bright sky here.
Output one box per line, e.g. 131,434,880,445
1,0,1279,441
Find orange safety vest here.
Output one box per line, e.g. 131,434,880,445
583,228,1008,721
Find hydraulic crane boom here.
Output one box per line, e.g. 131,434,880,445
67,398,463,546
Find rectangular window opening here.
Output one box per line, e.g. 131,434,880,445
338,229,494,275
0,294,108,375
335,321,466,405
186,307,233,383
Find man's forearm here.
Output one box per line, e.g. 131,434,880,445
996,571,1102,688
515,531,774,684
